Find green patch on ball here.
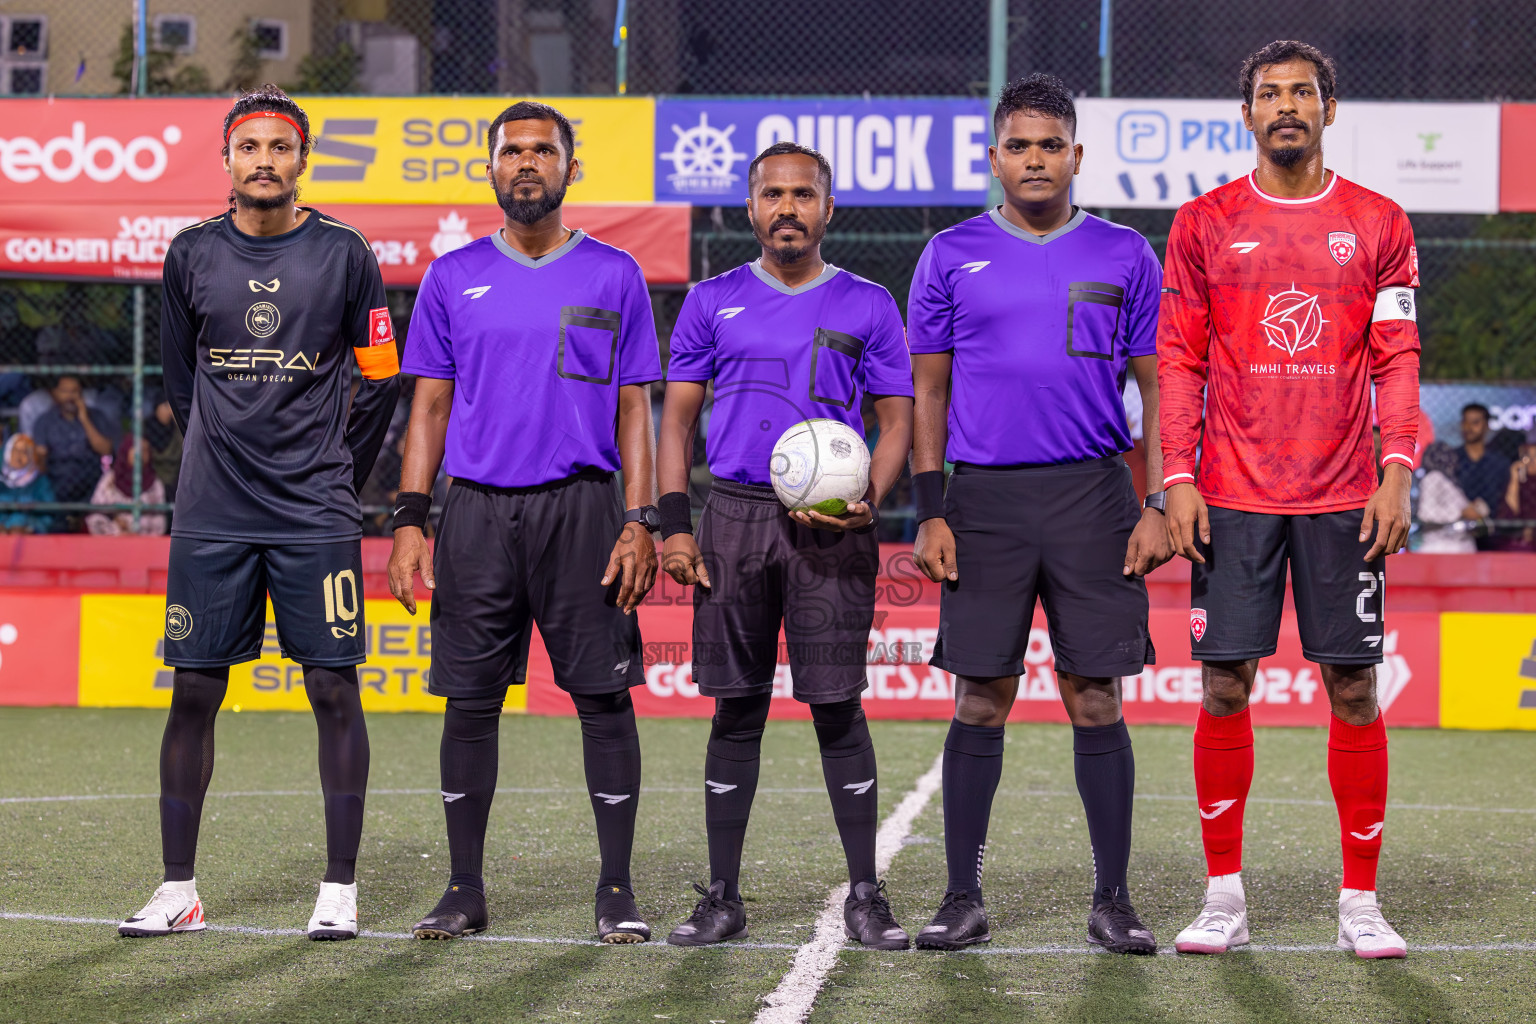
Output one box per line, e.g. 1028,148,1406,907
809,497,848,515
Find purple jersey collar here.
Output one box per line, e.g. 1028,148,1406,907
987,205,1088,246
490,227,588,268
749,258,842,296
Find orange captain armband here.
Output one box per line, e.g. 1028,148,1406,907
355,306,401,379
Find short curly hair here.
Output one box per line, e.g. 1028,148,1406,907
1239,40,1337,106
993,72,1076,139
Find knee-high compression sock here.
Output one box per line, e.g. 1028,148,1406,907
942,719,1005,897
440,695,504,891
1328,712,1389,891
1073,718,1135,906
303,665,370,885
810,697,878,887
571,689,643,893
704,694,771,900
1193,706,1254,879
160,668,230,882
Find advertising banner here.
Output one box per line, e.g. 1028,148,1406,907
527,599,1442,728
0,97,654,207
654,98,992,206
1074,98,1501,213
0,591,81,706
0,201,690,285
1440,612,1536,730
76,594,523,714
1500,104,1536,212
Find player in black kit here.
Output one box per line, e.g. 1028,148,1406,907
118,87,400,942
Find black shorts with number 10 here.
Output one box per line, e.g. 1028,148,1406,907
163,537,367,668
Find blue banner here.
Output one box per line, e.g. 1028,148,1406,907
655,98,991,206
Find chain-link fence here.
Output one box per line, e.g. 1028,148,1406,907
1,0,1533,540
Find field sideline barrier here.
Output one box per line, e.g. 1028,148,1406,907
0,538,1531,730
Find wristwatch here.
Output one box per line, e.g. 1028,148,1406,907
1143,491,1167,513
624,505,661,533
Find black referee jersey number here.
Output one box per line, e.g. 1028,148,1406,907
322,570,360,639
1065,281,1124,361
809,328,864,410
558,306,622,385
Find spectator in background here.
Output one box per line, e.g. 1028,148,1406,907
1455,403,1510,551
1414,441,1476,554
0,434,55,534
32,375,118,502
1495,429,1536,553
142,394,183,502
85,437,166,536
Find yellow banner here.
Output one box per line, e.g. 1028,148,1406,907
1439,612,1536,730
297,96,654,205
77,594,525,714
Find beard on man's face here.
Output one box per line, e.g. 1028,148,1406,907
1264,117,1312,169
753,214,825,264
495,172,568,224
234,175,296,211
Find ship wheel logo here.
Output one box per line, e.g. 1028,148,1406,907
660,113,748,195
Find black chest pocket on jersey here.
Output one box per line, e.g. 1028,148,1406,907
558,306,621,384
1065,281,1124,360
808,328,865,410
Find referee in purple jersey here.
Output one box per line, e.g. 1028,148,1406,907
907,75,1173,953
388,102,662,943
656,143,915,949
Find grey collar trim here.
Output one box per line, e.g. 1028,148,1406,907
987,206,1087,245
750,259,841,295
491,228,586,267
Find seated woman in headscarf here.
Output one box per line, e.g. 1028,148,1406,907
0,434,56,535
86,436,167,536
1413,440,1477,553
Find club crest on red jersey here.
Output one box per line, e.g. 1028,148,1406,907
1190,607,1208,643
1328,231,1357,267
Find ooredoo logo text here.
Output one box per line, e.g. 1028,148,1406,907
0,121,183,184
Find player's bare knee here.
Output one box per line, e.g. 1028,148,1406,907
1201,661,1255,715
954,677,1014,727
1058,673,1122,727
1322,664,1378,723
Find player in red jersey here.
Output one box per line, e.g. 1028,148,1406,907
1158,40,1418,959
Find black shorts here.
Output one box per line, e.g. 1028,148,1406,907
163,537,366,668
427,471,644,700
693,479,879,704
1190,506,1385,666
932,457,1153,680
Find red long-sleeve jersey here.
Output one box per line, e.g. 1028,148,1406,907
1157,171,1420,513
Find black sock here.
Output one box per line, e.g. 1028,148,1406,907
704,694,771,901
810,697,878,887
1073,718,1135,906
943,718,1005,897
159,668,229,882
571,689,642,892
303,665,370,885
441,695,504,889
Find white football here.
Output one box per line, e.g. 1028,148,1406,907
769,418,870,514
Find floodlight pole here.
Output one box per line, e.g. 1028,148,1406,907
614,0,629,95
986,0,1006,209
1099,0,1113,98
135,0,148,96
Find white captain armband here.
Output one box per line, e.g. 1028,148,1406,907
1371,287,1416,323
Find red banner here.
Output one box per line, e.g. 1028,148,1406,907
0,201,690,285
0,591,81,706
1500,104,1536,212
525,601,1442,728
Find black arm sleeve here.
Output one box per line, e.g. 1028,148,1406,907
342,242,401,492
159,242,198,435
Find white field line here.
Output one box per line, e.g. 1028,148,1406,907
3,912,1533,957
0,785,834,806
7,787,1536,817
753,750,947,1024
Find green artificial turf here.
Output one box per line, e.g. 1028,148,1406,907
1,708,1532,1023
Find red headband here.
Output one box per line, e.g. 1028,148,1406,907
225,110,306,145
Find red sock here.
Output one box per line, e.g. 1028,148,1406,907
1328,713,1388,891
1192,706,1254,877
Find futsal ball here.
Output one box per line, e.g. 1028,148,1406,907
769,418,870,515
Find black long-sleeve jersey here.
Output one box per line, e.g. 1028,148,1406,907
161,208,401,543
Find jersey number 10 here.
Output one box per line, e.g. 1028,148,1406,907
322,570,360,638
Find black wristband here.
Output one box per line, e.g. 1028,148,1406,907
658,490,694,539
391,491,432,532
912,470,946,523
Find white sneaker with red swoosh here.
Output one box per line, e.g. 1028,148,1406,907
1338,890,1407,959
118,880,205,936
